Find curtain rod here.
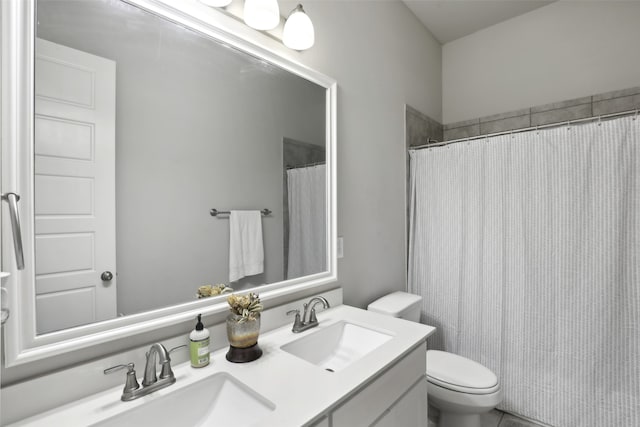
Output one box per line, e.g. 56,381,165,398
410,108,639,151
286,161,325,170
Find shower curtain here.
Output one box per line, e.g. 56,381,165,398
408,116,639,426
286,164,326,279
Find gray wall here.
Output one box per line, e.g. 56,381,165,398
283,0,443,308
36,0,326,315
443,1,640,123
1,0,442,386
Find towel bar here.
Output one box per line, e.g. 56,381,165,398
210,208,271,217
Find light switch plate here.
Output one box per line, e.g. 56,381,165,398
337,236,344,258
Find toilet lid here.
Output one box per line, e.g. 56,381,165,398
367,291,422,317
426,350,500,395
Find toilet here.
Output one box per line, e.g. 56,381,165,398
368,291,503,427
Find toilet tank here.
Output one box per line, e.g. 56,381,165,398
367,291,423,322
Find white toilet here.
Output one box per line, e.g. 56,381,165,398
368,291,503,427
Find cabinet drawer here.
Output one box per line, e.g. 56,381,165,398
309,415,329,427
373,377,428,427
332,344,426,427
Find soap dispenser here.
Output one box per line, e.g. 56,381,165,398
189,314,210,368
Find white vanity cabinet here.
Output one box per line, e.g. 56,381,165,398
330,344,427,427
2,306,434,427
372,378,428,427
309,416,330,427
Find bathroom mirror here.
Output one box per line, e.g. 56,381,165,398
1,0,336,366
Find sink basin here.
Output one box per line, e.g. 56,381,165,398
91,373,274,427
281,321,393,372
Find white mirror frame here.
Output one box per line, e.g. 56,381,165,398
1,0,337,367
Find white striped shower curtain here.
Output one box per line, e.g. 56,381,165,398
287,164,326,279
408,116,639,426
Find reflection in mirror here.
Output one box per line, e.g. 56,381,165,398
34,0,327,334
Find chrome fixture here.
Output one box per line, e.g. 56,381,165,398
104,343,186,401
104,363,140,401
142,343,174,387
1,193,24,270
286,296,330,333
101,271,114,281
210,208,272,217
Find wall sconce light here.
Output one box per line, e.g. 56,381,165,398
283,4,314,51
200,0,233,7
200,0,315,51
243,0,281,31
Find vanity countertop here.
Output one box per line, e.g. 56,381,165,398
8,305,435,427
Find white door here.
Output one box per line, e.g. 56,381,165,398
34,38,117,334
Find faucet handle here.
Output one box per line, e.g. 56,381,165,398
309,308,318,324
286,309,301,322
169,344,187,354
104,362,135,375
286,309,304,331
158,345,187,380
104,363,140,394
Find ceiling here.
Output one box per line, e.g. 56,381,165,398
402,0,555,44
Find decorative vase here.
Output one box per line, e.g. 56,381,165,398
226,313,261,348
225,313,262,362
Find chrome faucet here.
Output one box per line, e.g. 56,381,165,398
287,296,330,333
104,343,186,401
142,343,173,387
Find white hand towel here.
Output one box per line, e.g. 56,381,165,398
229,210,264,282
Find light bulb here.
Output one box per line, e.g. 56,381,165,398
244,0,280,31
200,0,232,7
283,4,314,51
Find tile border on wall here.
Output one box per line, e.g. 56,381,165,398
443,86,640,141
406,104,443,147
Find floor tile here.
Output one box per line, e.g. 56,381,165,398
480,409,504,427
428,408,545,427
499,413,545,427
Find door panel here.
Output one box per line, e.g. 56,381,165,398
36,287,97,333
35,55,95,107
34,175,94,215
35,233,94,275
34,38,116,334
35,116,93,160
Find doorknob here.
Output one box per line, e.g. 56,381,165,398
101,271,114,281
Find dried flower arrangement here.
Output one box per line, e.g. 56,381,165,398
196,284,233,299
227,292,263,322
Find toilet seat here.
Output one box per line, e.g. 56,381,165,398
426,350,500,395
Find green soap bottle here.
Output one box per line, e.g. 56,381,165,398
189,314,210,368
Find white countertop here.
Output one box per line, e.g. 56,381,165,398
9,305,435,427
